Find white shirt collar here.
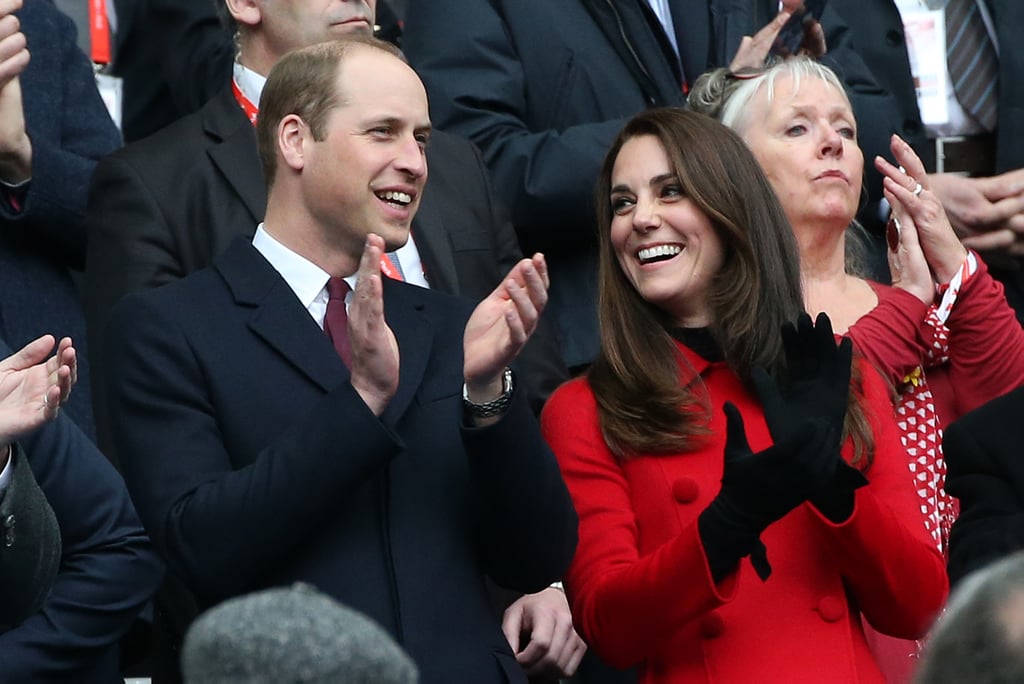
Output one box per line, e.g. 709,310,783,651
252,224,356,326
233,61,267,108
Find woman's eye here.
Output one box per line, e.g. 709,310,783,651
611,196,634,214
785,124,807,137
838,126,856,140
661,184,682,199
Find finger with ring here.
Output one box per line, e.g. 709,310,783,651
912,182,923,197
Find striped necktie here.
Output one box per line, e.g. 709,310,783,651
945,0,999,131
385,252,405,281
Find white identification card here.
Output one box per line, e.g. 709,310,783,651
94,71,123,132
900,7,951,126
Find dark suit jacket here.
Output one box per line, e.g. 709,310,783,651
0,342,162,682
828,0,1024,308
945,384,1024,587
111,0,233,142
104,238,578,684
85,85,567,463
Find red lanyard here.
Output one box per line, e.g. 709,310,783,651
89,0,111,65
379,254,405,282
232,78,260,126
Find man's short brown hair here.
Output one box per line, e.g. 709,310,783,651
255,36,405,188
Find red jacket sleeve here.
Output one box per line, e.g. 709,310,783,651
845,284,930,387
808,363,948,638
944,255,1024,416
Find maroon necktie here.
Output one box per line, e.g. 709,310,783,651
323,277,352,367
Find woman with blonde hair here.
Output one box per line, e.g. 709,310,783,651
689,56,1024,680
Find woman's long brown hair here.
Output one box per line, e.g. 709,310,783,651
589,109,873,466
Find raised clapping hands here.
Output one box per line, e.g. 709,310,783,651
0,334,76,447
700,400,835,581
462,253,548,408
876,134,969,290
754,312,851,449
347,236,548,419
754,313,866,521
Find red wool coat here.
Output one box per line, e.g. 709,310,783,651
541,342,948,683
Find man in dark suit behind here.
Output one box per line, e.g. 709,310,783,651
945,383,1024,587
103,36,577,684
828,0,1024,315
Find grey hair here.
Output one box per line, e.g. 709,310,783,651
689,57,850,135
915,551,1024,684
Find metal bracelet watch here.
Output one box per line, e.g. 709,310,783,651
462,367,514,418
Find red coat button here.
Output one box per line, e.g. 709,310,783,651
700,612,725,638
672,477,699,503
817,596,845,623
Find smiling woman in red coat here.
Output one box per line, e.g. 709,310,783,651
540,108,947,683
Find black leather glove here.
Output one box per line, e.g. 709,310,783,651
699,402,836,582
755,312,850,445
752,312,867,523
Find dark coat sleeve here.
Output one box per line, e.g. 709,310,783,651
403,0,626,252
0,341,162,680
0,0,121,269
148,0,234,114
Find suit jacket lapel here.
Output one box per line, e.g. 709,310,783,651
217,239,346,393
205,86,267,225
379,278,432,426
215,240,435,424
410,189,459,294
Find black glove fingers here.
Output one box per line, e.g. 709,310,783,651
832,335,854,392
750,367,784,418
722,402,753,461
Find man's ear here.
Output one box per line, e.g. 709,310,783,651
224,0,261,29
278,114,308,172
